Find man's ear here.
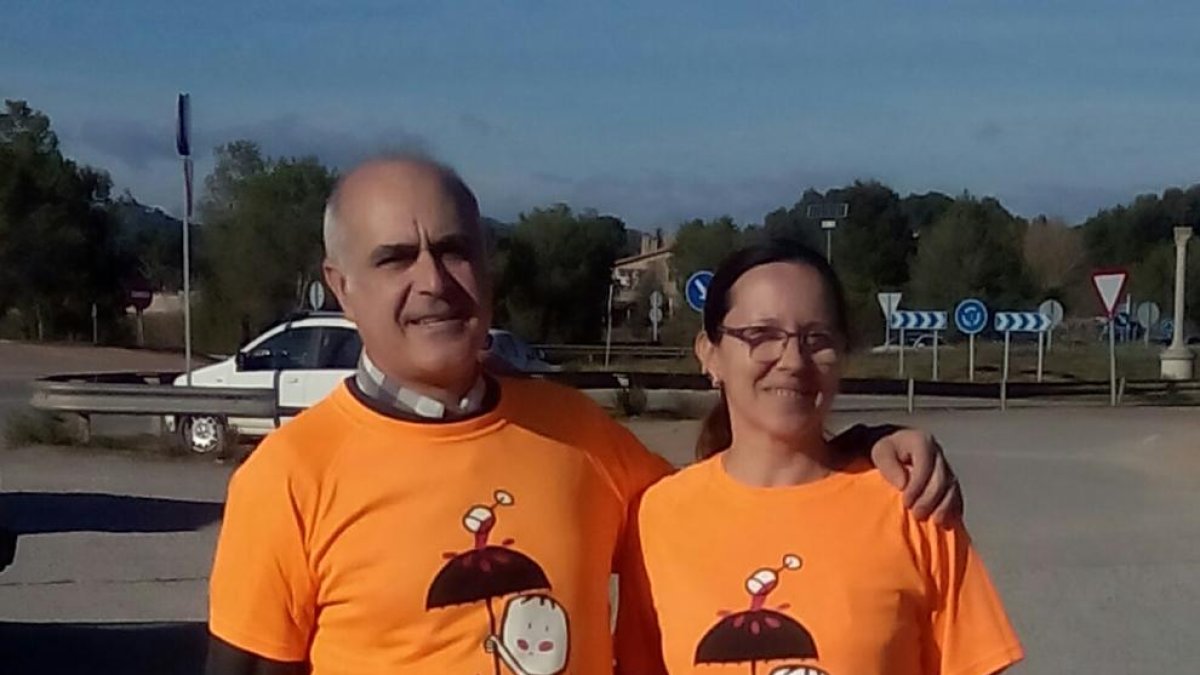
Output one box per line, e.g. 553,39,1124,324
323,260,355,322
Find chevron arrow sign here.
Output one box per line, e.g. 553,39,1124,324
995,312,1052,333
890,310,948,331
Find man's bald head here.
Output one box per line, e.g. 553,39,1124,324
323,155,482,266
320,154,493,399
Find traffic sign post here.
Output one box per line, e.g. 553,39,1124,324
127,277,153,348
1108,313,1116,405
890,310,948,381
1092,268,1130,406
877,292,902,347
1136,301,1161,346
177,93,194,386
955,299,988,382
807,203,848,263
1039,299,1064,351
685,271,713,313
649,291,664,343
995,311,1053,390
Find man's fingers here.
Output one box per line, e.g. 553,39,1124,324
910,451,947,519
870,438,908,492
932,481,964,528
900,432,937,509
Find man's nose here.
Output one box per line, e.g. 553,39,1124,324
410,248,448,295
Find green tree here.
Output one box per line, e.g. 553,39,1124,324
822,182,914,291
761,189,824,250
901,192,955,234
489,223,538,332
495,205,627,343
1128,240,1200,330
0,100,127,340
113,193,193,292
1082,186,1200,267
669,216,742,289
909,196,1038,319
1022,216,1090,312
195,142,336,350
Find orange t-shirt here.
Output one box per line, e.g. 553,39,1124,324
209,377,670,674
635,455,1023,675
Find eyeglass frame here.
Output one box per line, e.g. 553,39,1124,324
715,324,845,363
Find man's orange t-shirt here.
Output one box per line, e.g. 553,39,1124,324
209,377,670,674
635,455,1023,675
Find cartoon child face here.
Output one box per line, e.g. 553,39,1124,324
500,594,569,675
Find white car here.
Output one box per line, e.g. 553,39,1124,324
171,313,553,453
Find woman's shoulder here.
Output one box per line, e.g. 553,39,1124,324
639,456,717,517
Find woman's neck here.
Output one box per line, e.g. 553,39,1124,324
722,426,835,488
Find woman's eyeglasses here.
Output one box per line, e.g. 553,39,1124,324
718,325,842,364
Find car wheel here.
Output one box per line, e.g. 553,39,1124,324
180,415,227,455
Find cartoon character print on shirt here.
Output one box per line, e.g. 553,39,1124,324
485,593,570,675
694,554,830,675
425,490,570,675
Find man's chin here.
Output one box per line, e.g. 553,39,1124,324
407,346,482,382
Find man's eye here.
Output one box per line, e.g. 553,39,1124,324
377,255,412,268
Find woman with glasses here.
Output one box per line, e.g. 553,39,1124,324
629,239,1022,675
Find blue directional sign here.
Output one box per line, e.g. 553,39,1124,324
890,311,948,331
1113,311,1130,329
954,299,989,336
685,270,714,313
1162,317,1175,337
994,312,1051,333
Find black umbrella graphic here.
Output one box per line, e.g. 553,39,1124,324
426,490,550,675
694,555,820,675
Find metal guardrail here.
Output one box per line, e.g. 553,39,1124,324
534,344,691,361
30,372,278,418
26,370,1200,424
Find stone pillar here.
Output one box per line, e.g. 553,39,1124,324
1161,226,1195,380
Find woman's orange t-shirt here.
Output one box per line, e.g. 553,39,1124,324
208,377,671,674
635,455,1023,675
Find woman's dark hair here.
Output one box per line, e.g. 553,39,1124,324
695,237,849,460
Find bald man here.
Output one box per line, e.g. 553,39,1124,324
205,156,962,675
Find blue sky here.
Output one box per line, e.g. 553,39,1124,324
3,0,1198,228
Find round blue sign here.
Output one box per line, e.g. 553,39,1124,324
685,271,714,313
1161,317,1175,336
1114,311,1130,328
954,298,988,336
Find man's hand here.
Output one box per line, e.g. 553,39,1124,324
832,424,963,527
870,427,962,527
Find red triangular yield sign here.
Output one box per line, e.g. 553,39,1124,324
1091,268,1129,318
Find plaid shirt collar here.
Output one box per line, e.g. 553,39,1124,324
354,352,488,420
